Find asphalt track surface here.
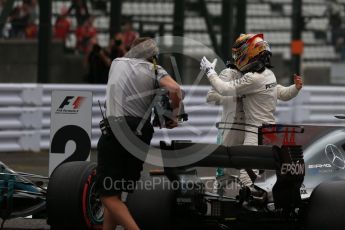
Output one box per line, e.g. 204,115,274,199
0,150,239,230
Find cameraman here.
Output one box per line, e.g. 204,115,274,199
96,37,182,230
87,43,111,84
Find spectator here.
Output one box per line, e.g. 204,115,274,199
25,0,38,22
24,0,38,39
121,19,139,51
1,0,10,38
67,0,89,27
108,33,126,60
86,43,111,84
326,0,343,45
9,1,31,38
54,7,71,40
25,21,37,39
76,16,97,54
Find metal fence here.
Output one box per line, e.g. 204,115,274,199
0,84,344,152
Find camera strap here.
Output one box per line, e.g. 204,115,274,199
135,58,159,135
153,58,159,89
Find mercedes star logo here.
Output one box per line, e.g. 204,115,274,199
325,144,345,169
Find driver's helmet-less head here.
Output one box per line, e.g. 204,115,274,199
124,37,159,61
232,33,271,73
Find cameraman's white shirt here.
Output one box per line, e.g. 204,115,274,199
106,58,168,118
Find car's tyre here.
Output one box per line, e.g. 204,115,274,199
305,180,345,230
47,161,103,230
126,175,176,230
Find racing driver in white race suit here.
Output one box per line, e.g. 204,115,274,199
201,33,303,189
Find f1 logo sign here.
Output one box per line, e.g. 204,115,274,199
49,91,92,175
59,96,85,109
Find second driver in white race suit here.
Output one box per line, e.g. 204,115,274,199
201,34,303,189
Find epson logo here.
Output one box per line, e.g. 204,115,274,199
308,164,332,169
281,163,305,175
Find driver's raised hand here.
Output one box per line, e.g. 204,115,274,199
294,74,303,90
200,56,217,77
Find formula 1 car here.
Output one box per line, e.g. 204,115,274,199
1,122,345,230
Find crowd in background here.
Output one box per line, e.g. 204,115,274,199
0,0,90,40
86,19,139,84
0,0,38,39
3,0,345,82
0,0,139,53
0,0,140,84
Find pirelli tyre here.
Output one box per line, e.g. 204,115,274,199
47,161,103,230
126,175,176,230
305,180,345,230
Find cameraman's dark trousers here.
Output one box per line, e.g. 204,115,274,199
96,117,154,196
